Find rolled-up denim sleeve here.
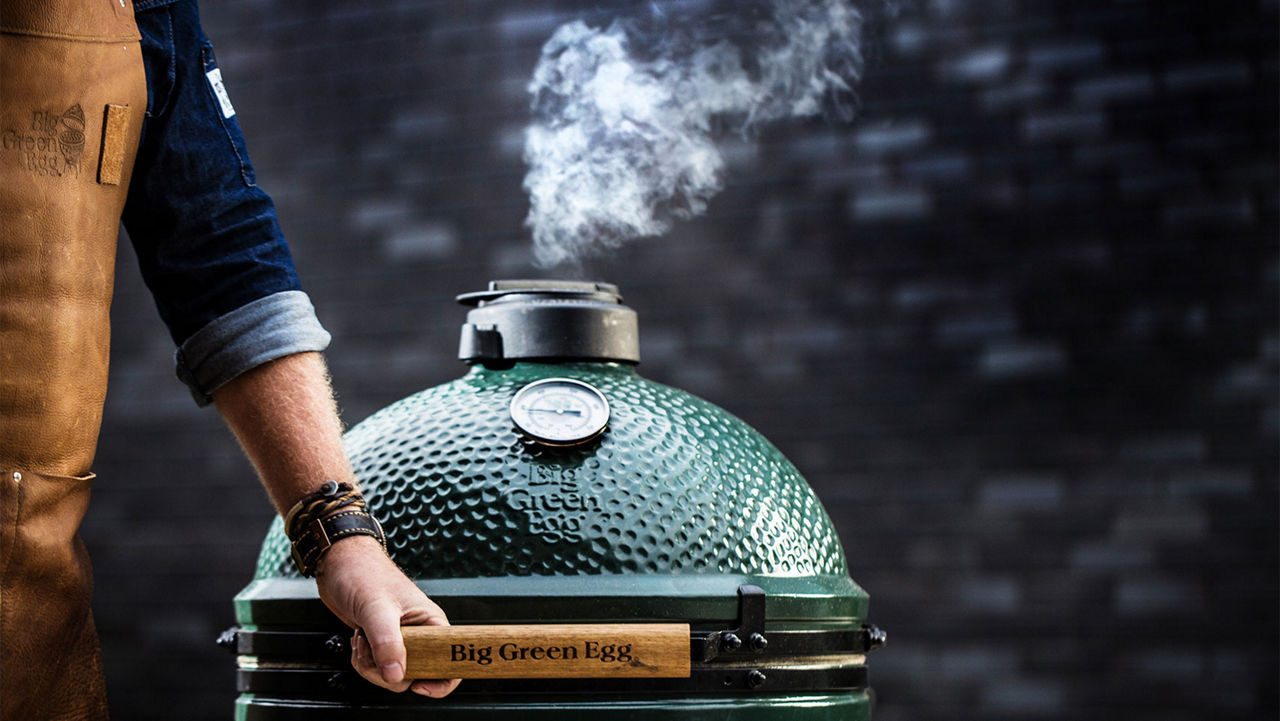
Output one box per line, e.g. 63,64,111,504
176,290,331,406
124,0,326,404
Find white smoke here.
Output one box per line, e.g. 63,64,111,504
522,0,864,267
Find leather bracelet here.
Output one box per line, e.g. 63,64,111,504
285,481,387,577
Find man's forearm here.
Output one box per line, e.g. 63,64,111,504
211,351,352,514
208,350,461,697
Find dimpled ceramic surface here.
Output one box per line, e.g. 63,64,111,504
253,362,848,579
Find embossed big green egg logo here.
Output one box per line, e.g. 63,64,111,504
509,464,603,543
2,104,85,178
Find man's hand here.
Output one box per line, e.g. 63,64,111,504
315,536,461,697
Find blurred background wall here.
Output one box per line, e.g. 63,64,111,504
86,0,1277,719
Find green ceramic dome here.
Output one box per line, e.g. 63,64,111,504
254,362,849,580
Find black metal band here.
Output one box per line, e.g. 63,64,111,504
222,626,882,659
236,664,869,698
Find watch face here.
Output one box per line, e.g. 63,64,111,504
509,378,611,446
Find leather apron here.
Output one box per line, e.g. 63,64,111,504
1,0,146,718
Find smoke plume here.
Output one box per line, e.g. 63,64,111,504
522,0,864,267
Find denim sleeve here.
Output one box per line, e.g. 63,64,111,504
176,291,331,406
123,0,328,404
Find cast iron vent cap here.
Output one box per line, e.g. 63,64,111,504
457,279,640,364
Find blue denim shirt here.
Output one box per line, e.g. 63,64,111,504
123,0,329,405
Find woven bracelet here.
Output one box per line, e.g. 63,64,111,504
284,481,361,537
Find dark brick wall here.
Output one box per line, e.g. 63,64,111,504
84,1,1277,719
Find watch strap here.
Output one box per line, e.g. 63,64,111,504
289,506,386,577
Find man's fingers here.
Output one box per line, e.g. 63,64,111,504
358,600,409,685
352,615,458,696
350,629,411,693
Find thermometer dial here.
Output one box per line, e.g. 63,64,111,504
509,378,611,446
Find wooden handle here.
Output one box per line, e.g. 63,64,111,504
402,623,691,679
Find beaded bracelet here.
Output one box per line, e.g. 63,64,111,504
284,480,387,577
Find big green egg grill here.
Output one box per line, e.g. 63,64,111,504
225,280,884,719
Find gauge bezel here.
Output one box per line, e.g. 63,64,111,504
509,377,611,447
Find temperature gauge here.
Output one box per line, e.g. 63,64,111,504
509,378,611,446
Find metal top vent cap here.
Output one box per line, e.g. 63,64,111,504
457,280,640,364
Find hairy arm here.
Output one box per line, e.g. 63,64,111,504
211,351,459,697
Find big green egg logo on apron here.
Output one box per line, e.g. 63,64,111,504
2,104,86,179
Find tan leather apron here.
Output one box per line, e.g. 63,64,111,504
1,0,146,717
